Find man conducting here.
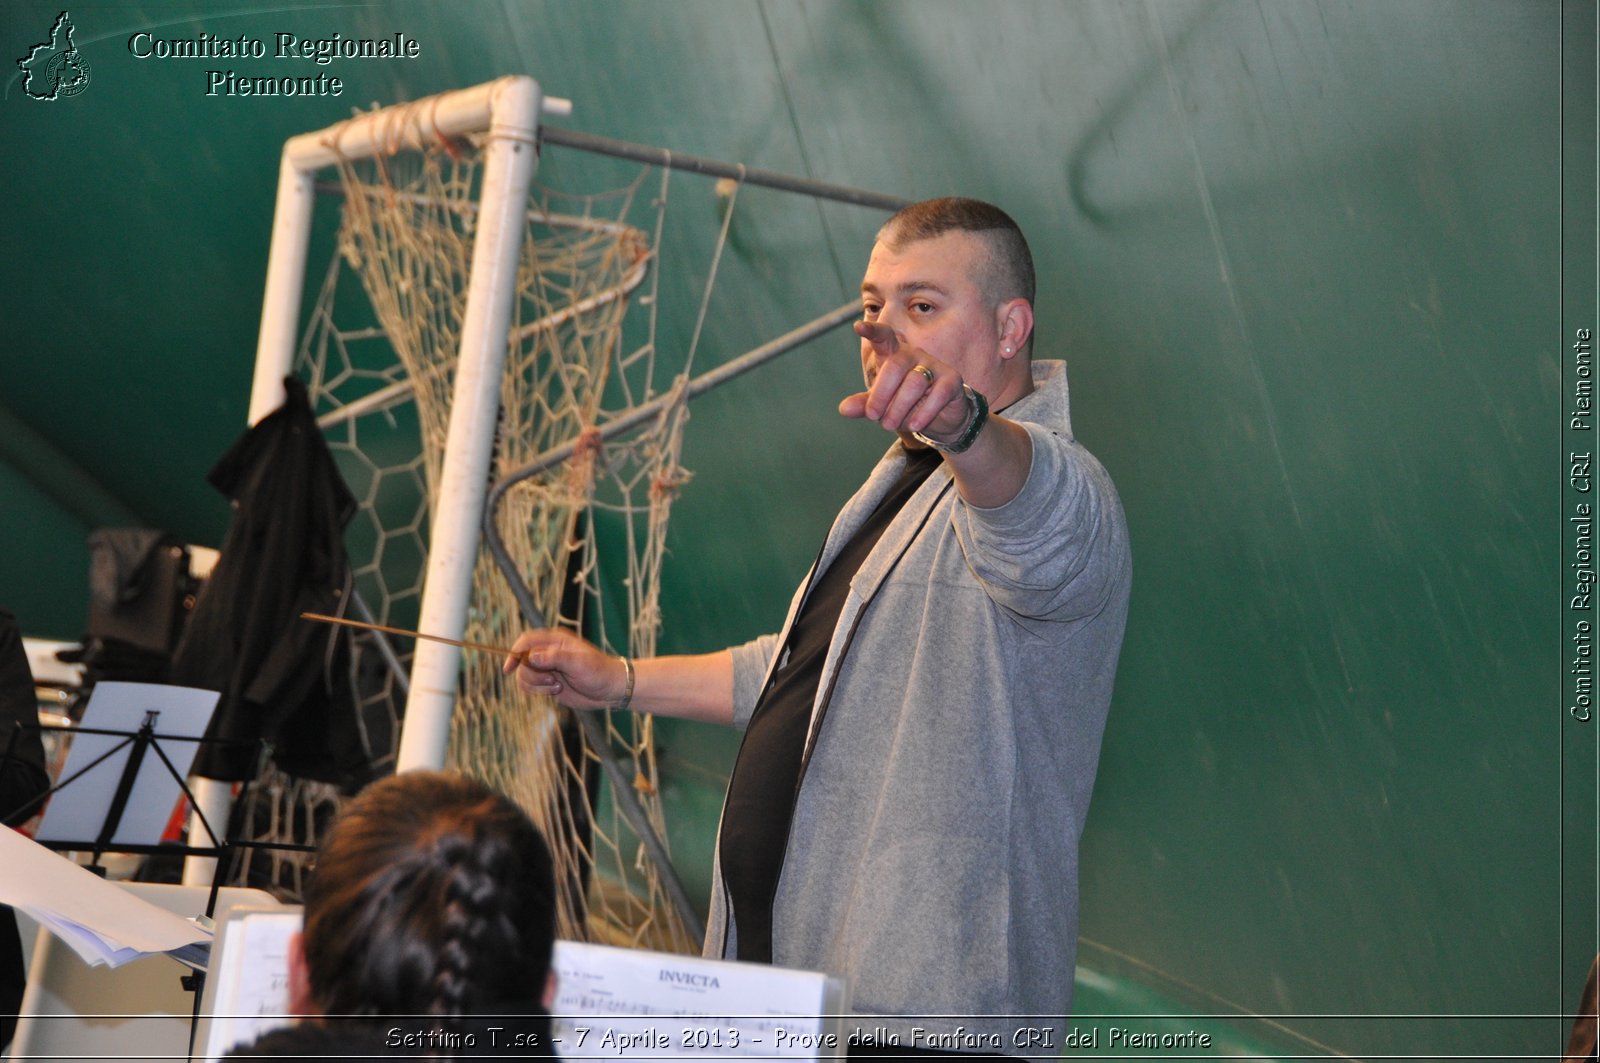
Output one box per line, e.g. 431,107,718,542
507,197,1131,1052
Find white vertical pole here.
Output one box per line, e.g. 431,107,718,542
246,154,320,422
396,78,544,772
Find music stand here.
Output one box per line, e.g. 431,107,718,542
24,682,225,872
4,681,328,1062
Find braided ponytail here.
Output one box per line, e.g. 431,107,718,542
299,771,557,1054
425,817,529,1022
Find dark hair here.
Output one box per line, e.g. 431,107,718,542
300,771,557,1022
879,197,1036,308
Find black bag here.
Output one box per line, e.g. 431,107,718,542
85,528,195,658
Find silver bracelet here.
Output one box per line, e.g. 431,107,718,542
615,654,636,712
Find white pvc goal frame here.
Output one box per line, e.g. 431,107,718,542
187,76,566,880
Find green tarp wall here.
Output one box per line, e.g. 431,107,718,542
3,2,1592,1058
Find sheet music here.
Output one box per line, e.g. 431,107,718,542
0,826,211,967
184,929,851,1059
552,940,848,1058
198,908,302,1062
34,681,219,847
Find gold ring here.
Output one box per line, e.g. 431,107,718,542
911,364,935,383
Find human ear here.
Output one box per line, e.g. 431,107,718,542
287,931,319,1016
542,970,559,1010
997,298,1034,358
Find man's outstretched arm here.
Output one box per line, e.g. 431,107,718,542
841,320,1035,510
504,628,735,726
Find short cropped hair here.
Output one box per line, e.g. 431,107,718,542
301,771,557,1022
878,197,1036,309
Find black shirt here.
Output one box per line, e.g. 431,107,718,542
1,608,49,1054
719,445,943,963
0,608,48,826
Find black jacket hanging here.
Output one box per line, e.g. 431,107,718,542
170,375,370,786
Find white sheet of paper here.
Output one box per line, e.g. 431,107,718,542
0,826,212,967
552,940,847,1058
34,681,220,847
199,908,301,1061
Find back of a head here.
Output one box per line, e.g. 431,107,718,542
300,770,557,1020
878,196,1036,310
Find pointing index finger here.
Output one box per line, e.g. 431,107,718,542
854,319,899,354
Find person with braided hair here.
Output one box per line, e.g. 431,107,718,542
226,770,560,1059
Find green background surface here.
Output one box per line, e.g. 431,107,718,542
2,2,1592,1058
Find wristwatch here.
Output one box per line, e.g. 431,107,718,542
913,384,989,455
